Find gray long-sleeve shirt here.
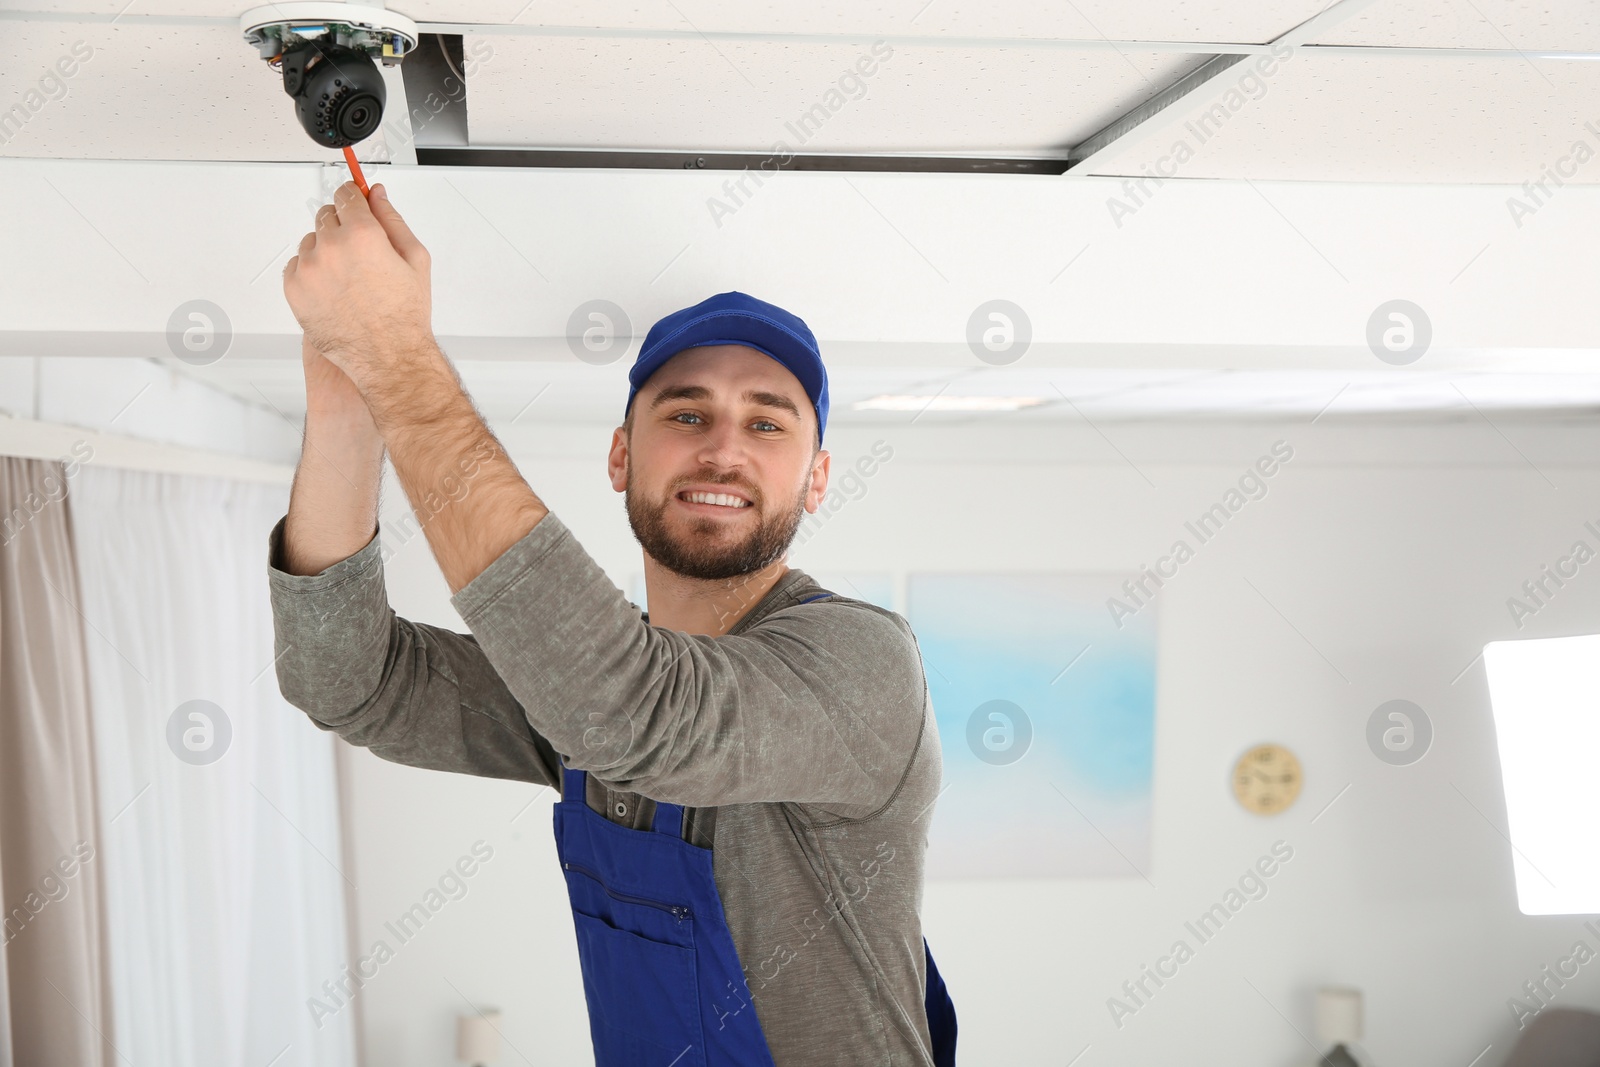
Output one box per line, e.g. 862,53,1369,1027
265,509,945,1065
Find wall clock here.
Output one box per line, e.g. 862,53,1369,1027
1231,743,1302,815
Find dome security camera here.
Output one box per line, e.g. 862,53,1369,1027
240,2,419,148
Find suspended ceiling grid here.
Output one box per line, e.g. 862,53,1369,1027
5,1,1599,424
3,0,1599,182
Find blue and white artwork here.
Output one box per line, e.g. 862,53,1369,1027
908,573,1158,881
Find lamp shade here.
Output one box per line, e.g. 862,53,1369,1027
1315,986,1363,1043
456,1010,502,1064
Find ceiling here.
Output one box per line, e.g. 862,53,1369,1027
3,0,1598,432
5,0,1599,177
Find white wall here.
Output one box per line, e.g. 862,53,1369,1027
337,414,1600,1067
0,355,301,469
8,154,1599,1066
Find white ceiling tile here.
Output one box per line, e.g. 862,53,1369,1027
1314,0,1600,51
1078,54,1600,183
12,2,1591,171
6,0,1347,42
229,1,1332,45
15,1,234,12
466,36,1209,153
0,20,385,161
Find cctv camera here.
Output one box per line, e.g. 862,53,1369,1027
240,2,419,148
280,41,385,147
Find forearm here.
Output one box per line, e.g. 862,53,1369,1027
266,517,562,788
361,339,548,594
283,359,387,577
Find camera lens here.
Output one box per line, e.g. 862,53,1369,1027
337,93,381,140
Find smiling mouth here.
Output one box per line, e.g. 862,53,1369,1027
676,490,753,511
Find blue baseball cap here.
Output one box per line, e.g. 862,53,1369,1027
625,291,829,446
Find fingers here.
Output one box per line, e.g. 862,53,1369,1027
328,180,429,270
332,180,375,225
366,184,431,270
293,231,317,270
288,181,431,294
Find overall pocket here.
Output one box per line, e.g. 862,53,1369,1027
572,907,708,1067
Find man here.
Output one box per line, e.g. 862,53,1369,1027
269,180,956,1065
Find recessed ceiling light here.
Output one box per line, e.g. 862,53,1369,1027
852,395,1050,412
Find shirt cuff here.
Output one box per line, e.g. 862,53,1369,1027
449,510,574,622
265,514,383,592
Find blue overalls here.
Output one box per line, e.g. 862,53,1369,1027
554,761,958,1065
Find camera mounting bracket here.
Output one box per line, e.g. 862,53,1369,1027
239,2,419,67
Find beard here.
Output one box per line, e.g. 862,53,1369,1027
625,466,809,581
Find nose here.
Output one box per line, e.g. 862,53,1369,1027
692,415,753,470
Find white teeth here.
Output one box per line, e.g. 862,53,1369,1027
683,491,749,508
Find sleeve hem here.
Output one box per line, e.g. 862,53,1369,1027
449,511,573,621
265,514,383,593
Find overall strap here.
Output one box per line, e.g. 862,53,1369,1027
651,799,685,839
561,762,586,803
568,758,684,839
798,590,834,604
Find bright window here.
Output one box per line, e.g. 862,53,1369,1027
1483,634,1600,915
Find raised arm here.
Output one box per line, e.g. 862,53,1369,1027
445,510,930,815
266,514,562,787
281,332,384,577
277,181,928,815
272,324,558,786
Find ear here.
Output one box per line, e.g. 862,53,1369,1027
608,426,628,492
804,449,830,513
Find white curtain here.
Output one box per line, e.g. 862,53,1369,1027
69,464,357,1067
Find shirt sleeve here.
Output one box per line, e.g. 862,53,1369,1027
265,515,562,788
448,511,929,815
